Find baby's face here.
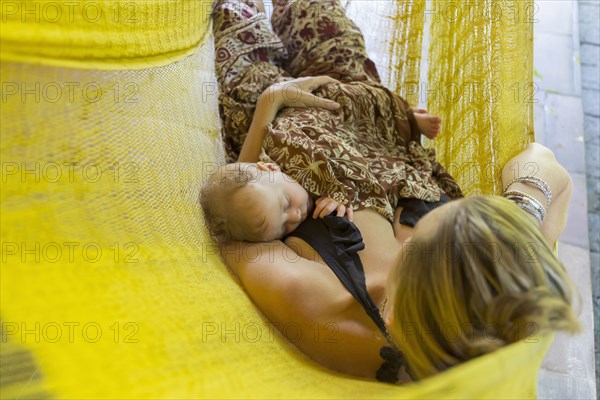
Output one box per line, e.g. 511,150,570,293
241,170,313,241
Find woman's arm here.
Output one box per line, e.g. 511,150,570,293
501,143,573,244
237,76,341,163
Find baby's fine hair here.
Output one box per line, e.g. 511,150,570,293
200,163,266,243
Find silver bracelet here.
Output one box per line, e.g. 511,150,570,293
503,176,552,207
506,196,544,226
504,189,546,219
504,190,547,225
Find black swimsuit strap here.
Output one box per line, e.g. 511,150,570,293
286,215,389,339
287,214,414,383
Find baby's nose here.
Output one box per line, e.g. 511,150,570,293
288,208,302,223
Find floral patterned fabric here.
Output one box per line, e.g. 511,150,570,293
212,0,463,221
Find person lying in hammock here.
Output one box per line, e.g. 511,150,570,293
201,75,449,242
204,0,462,242
204,0,579,383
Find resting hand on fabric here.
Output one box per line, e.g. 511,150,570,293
313,196,354,221
239,76,340,163
261,76,341,111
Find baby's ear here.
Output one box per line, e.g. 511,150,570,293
256,162,281,172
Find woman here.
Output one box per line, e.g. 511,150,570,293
211,0,579,382
219,144,578,382
382,144,580,380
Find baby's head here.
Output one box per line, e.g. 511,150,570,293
200,162,313,243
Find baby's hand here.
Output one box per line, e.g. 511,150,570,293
313,196,354,221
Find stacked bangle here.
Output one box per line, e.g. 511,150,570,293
503,175,552,207
503,190,546,226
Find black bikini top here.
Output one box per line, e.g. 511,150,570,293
287,216,387,334
396,193,451,227
286,194,454,382
286,215,408,383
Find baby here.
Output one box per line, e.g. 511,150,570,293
201,76,443,243
201,111,441,243
200,161,351,243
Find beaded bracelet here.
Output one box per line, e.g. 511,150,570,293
503,175,552,207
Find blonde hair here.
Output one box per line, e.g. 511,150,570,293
390,195,580,380
199,163,268,243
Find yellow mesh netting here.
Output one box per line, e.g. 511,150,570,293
1,1,543,398
386,0,426,105
426,0,535,195
0,0,210,69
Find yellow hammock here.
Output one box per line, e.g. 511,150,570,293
1,0,541,398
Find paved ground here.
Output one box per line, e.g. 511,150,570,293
579,0,600,398
533,1,598,399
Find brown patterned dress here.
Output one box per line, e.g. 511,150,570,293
212,0,463,221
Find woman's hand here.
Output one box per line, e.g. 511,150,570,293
260,76,341,111
238,76,340,163
313,196,354,221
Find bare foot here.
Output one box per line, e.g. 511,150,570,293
411,108,441,140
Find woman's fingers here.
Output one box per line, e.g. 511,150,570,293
306,76,340,91
282,76,339,94
277,76,340,110
281,90,339,109
296,92,339,109
289,76,339,93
